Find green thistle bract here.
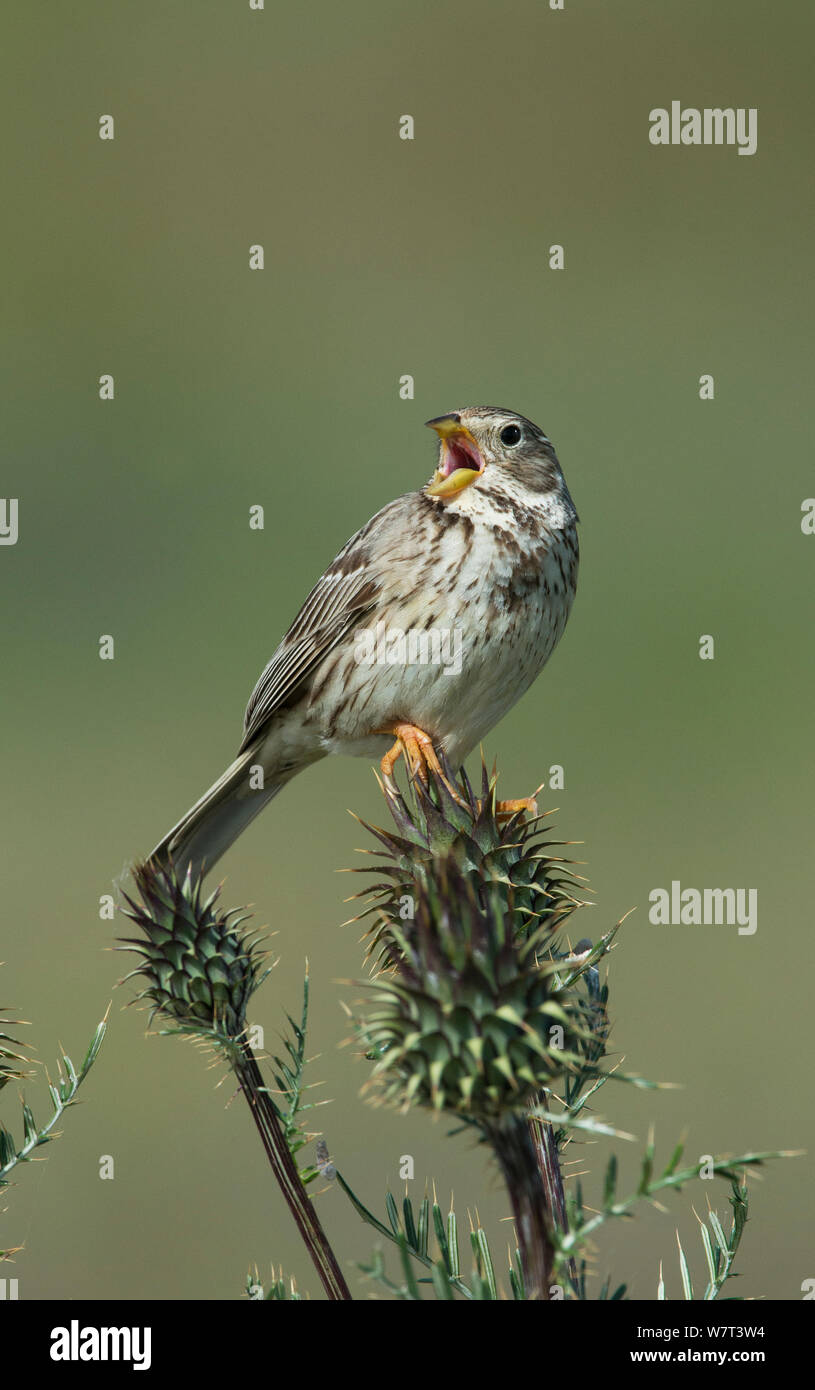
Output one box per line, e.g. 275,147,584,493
120,860,272,1046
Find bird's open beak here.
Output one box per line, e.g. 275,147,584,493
424,415,485,498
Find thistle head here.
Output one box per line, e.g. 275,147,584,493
351,761,606,1123
119,859,273,1054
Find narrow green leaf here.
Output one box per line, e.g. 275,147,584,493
604,1154,618,1210
433,1202,450,1270
21,1104,37,1146
417,1196,429,1259
475,1228,497,1300
708,1209,728,1255
662,1140,684,1178
639,1132,655,1194
677,1233,693,1300
403,1196,418,1251
385,1191,401,1236
698,1220,717,1292
447,1210,460,1279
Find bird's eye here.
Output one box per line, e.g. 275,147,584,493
500,424,522,446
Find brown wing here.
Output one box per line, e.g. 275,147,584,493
239,528,383,752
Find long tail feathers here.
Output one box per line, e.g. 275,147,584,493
149,746,287,880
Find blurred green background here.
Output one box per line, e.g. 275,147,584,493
2,0,812,1301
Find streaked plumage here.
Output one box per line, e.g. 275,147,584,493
151,407,579,877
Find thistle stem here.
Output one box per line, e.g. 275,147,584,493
235,1047,352,1301
529,1101,578,1292
486,1113,555,1301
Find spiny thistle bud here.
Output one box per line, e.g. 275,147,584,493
351,760,585,968
350,762,601,1122
119,860,273,1047
362,859,589,1118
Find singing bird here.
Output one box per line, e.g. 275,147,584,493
151,408,579,877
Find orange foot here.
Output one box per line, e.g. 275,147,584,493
377,725,538,821
493,795,539,822
379,722,450,789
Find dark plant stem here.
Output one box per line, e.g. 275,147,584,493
486,1113,555,1301
235,1047,352,1300
529,1098,578,1292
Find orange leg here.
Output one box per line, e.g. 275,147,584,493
379,723,449,787
378,724,538,821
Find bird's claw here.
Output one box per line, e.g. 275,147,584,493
379,723,462,802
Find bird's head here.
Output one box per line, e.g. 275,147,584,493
424,407,562,501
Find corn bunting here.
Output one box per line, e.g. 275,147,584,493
151,407,579,876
